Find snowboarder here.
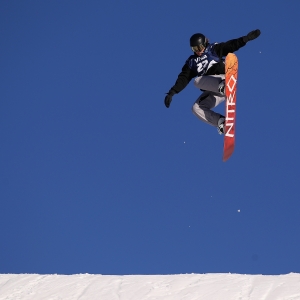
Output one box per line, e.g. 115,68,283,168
164,29,261,134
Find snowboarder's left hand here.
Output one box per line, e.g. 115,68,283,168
243,29,261,43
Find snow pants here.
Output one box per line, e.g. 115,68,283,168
192,75,225,127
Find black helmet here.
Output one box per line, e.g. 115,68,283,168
190,33,208,52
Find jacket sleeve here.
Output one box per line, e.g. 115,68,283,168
168,63,197,95
213,37,247,58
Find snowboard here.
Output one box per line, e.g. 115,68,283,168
223,53,238,162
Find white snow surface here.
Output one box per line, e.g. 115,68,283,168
1,273,300,300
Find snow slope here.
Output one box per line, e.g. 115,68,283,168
0,273,300,300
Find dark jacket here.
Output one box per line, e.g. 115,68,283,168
169,36,246,95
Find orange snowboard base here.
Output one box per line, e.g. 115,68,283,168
223,53,238,162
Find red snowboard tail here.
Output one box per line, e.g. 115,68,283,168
223,53,238,162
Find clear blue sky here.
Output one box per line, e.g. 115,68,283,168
1,0,299,275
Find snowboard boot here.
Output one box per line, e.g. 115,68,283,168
218,80,225,94
217,117,225,135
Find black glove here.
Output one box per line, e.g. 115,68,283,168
164,90,176,108
243,29,261,43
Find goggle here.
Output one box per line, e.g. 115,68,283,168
191,44,205,53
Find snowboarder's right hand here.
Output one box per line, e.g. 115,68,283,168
164,90,175,108
243,29,261,43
